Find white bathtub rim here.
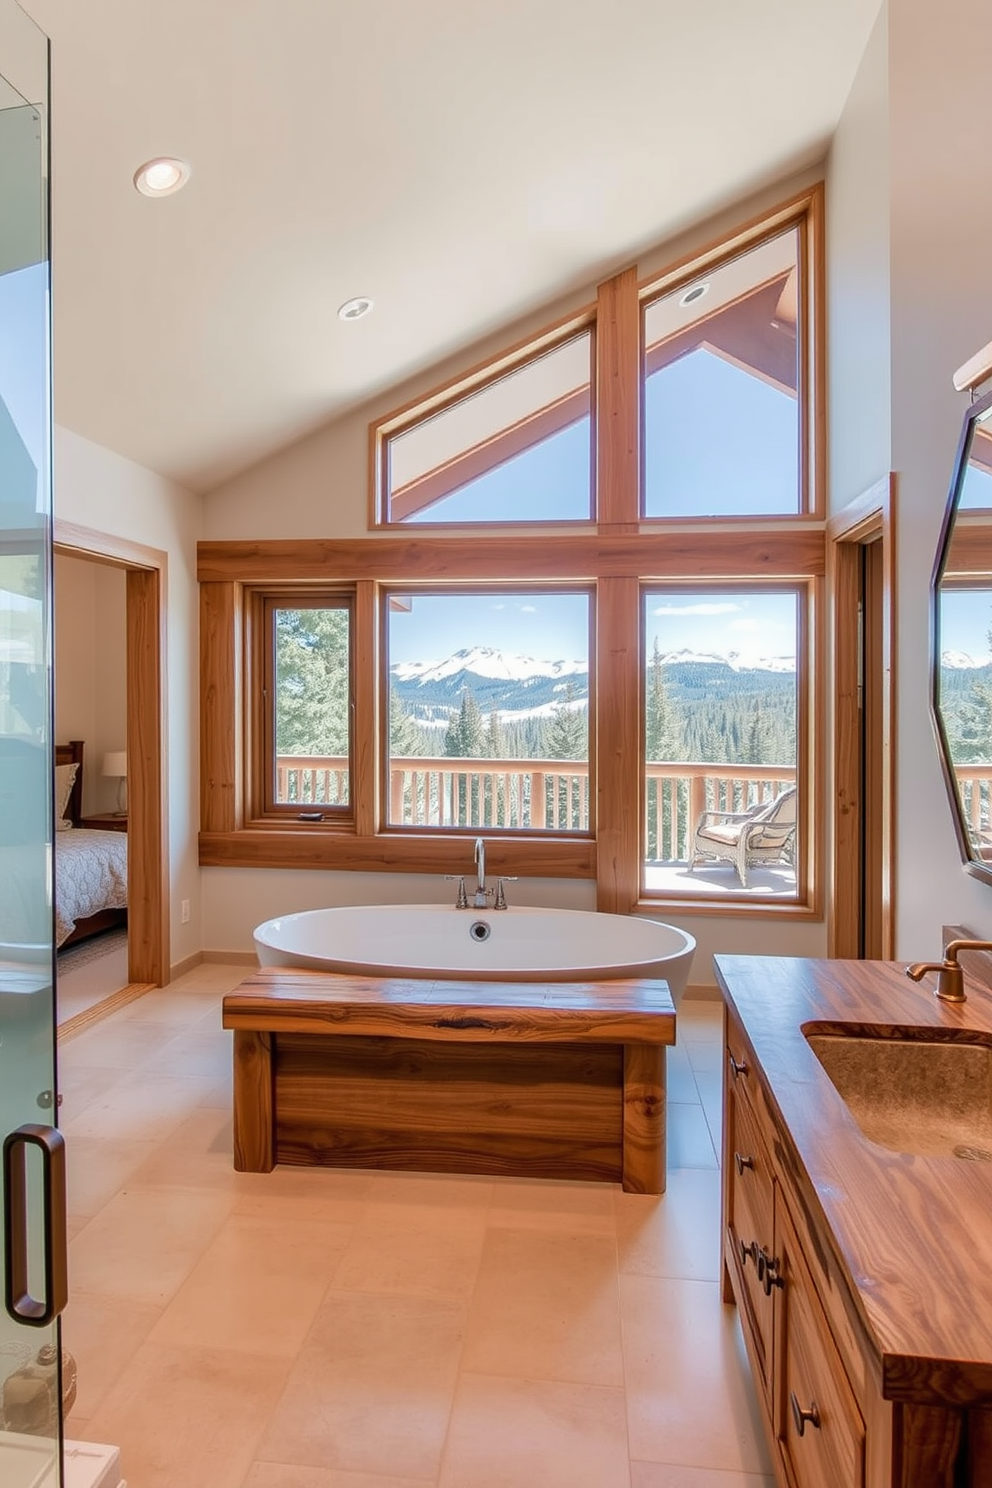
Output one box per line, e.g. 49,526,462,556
253,904,695,1000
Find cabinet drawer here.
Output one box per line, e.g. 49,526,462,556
726,1082,776,1397
779,1214,865,1488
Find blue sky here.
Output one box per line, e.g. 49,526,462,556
644,591,797,666
939,590,992,659
403,343,797,525
388,591,590,665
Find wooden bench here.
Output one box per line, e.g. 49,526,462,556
222,969,677,1194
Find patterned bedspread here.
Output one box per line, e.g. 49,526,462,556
55,828,128,946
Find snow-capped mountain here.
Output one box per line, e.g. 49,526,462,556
389,645,797,727
941,649,987,670
392,647,587,686
655,648,795,674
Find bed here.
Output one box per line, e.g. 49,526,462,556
54,741,128,949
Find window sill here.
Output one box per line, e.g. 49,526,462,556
199,829,596,878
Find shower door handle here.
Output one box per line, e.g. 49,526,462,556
3,1123,68,1326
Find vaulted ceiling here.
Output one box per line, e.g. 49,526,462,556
16,0,882,493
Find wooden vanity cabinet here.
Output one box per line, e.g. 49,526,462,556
722,1006,869,1488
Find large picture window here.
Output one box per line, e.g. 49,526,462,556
385,589,592,831
642,587,802,899
257,593,353,819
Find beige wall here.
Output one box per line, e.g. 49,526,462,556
54,551,126,813
53,425,202,971
825,0,992,961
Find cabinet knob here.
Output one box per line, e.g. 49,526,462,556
760,1248,784,1295
789,1391,821,1437
734,1151,754,1176
727,1052,749,1080
739,1238,759,1271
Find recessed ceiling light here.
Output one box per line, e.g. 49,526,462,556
678,282,709,308
338,296,374,322
133,157,191,198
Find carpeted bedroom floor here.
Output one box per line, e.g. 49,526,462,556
57,928,129,1024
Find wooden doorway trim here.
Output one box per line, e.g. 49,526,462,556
827,476,896,959
54,520,169,986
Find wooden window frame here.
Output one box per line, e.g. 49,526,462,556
244,586,356,828
379,582,597,837
370,313,598,530
200,189,826,920
638,184,825,525
637,579,815,912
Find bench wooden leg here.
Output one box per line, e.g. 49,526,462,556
622,1042,666,1194
233,1029,275,1172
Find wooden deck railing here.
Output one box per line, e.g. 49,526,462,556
276,754,797,855
951,764,992,850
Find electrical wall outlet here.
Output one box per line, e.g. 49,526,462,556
181,898,191,924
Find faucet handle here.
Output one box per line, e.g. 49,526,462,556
445,875,469,909
493,876,517,911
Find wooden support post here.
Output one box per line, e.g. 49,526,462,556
622,1041,666,1194
232,1029,275,1172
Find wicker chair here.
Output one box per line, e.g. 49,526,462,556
688,787,797,888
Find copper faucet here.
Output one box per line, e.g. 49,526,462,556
905,938,992,1003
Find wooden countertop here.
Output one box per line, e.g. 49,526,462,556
714,953,992,1408
223,968,677,1044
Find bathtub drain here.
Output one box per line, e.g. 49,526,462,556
469,920,492,942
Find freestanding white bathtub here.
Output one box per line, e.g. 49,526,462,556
253,904,695,1006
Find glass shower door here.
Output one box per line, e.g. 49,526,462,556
0,7,67,1487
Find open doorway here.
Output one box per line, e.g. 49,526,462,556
54,522,168,1027
829,477,896,959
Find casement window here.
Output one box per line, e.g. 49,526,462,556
383,588,593,832
373,328,594,527
642,586,807,902
200,187,824,917
249,591,354,822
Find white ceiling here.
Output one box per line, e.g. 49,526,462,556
15,0,882,494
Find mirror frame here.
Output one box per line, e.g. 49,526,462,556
931,384,992,883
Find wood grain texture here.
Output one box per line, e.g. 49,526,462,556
893,1404,961,1488
126,566,167,986
197,530,826,583
199,581,241,834
715,954,992,1409
200,828,596,876
596,267,639,528
621,1042,665,1194
596,577,640,913
55,523,168,988
223,969,677,1044
232,1029,275,1172
225,971,674,1190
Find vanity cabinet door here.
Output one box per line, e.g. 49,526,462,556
776,1204,866,1488
725,1075,777,1405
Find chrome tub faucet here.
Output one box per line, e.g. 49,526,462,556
446,838,516,909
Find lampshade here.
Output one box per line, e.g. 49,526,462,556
102,751,127,778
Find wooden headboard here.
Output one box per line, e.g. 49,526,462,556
55,739,85,825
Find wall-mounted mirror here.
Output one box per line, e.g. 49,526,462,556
932,385,992,882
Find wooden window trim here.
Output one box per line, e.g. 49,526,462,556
202,189,827,917
378,582,596,837
246,588,356,826
369,310,596,530
636,579,819,915
638,184,824,522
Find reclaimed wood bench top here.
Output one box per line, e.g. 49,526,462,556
223,968,677,1044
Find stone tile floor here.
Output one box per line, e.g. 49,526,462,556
58,967,774,1488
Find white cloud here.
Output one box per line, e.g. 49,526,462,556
651,602,742,616
520,604,538,613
